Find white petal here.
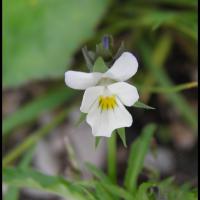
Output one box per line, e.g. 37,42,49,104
86,99,133,137
80,86,104,113
104,52,138,81
65,71,102,90
108,82,139,106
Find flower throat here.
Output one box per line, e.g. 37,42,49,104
98,95,117,111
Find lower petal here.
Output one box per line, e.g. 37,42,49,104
86,99,133,137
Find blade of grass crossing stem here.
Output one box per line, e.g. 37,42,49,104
85,163,112,184
78,186,97,200
107,133,117,183
102,183,134,200
3,106,74,167
124,124,157,193
4,146,35,200
96,184,113,200
139,40,197,130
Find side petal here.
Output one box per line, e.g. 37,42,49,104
108,82,139,106
65,71,102,90
86,99,133,137
80,86,104,113
104,52,138,81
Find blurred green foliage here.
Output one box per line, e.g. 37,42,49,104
3,124,197,200
3,0,110,88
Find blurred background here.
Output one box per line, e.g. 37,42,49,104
3,0,198,199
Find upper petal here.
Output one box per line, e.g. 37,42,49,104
65,71,102,90
86,98,133,137
103,52,138,81
80,86,104,113
108,82,139,106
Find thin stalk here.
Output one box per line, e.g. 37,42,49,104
107,133,117,183
137,81,198,94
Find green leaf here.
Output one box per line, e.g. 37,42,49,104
117,128,127,148
75,112,87,126
101,183,134,200
96,183,113,200
77,180,134,200
133,101,155,110
156,177,197,200
124,124,157,193
93,57,108,73
3,187,19,200
135,182,156,200
3,87,77,136
3,167,88,200
3,0,110,88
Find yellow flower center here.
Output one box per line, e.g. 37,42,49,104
98,95,117,111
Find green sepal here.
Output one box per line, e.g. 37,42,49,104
117,128,127,148
82,46,96,72
93,57,108,73
133,101,155,110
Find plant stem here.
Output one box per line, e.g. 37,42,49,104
107,133,117,183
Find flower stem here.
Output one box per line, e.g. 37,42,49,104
107,132,117,183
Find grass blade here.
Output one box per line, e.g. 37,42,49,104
3,87,77,136
124,124,157,193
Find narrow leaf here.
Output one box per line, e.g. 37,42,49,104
85,163,112,184
124,124,157,193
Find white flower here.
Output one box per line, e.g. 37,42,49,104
65,52,139,137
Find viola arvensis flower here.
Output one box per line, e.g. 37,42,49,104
65,52,139,137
